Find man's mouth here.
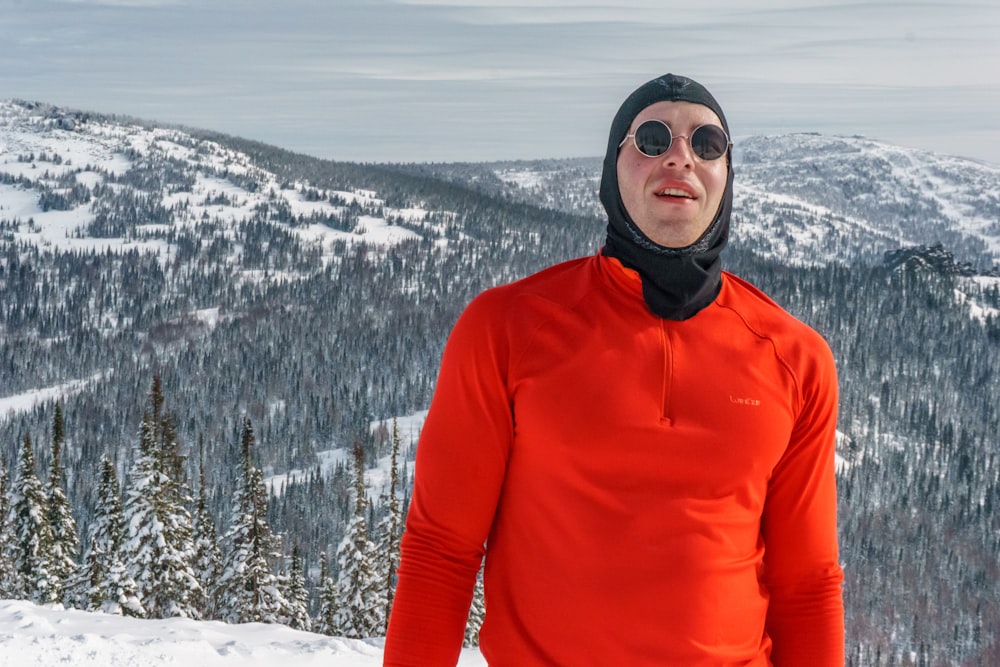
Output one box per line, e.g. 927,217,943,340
656,188,694,199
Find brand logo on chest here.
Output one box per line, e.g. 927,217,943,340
729,395,761,407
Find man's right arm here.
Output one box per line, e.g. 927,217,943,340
384,290,513,665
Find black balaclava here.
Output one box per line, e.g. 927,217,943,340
600,73,733,320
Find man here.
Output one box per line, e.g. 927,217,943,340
384,73,844,666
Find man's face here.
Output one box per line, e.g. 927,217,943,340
616,101,728,248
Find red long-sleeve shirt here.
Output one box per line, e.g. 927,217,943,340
385,253,844,666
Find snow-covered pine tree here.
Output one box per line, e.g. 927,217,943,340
375,417,403,632
46,403,79,605
72,457,112,611
150,376,187,488
464,569,486,647
103,557,146,618
6,434,55,603
148,378,201,611
191,436,222,620
122,413,175,616
0,463,16,596
121,379,202,619
216,418,290,624
280,544,312,631
74,456,143,617
334,441,382,638
315,550,340,636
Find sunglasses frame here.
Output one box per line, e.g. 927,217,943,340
619,119,731,161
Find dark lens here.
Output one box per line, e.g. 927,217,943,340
690,125,729,160
633,120,672,157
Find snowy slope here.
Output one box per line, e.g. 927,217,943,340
0,600,486,667
264,412,428,498
731,133,1000,268
0,100,429,269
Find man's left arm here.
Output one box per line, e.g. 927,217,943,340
761,339,845,666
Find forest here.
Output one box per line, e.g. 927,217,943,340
1,101,999,664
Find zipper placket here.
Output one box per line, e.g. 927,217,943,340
660,319,674,425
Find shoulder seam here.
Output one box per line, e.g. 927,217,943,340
716,302,804,414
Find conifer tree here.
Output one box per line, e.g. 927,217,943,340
148,376,193,541
191,437,222,619
46,403,79,604
375,418,403,632
217,418,290,624
315,550,340,636
150,376,187,488
0,464,16,596
281,544,312,631
121,381,202,619
334,441,382,638
75,456,143,616
7,434,55,603
102,557,146,618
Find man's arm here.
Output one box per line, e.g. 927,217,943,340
384,290,513,666
761,339,845,666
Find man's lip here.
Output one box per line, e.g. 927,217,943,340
653,181,697,199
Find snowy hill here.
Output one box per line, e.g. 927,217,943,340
0,600,486,667
403,134,1000,271
0,100,428,265
732,133,1000,269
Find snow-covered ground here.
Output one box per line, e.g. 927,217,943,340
0,101,436,272
0,600,487,667
0,374,107,423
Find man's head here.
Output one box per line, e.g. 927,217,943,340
599,73,734,320
600,73,733,252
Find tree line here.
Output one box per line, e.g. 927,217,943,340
0,376,485,644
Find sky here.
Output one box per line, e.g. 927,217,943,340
0,599,487,666
1,0,998,165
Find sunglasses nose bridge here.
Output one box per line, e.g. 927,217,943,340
656,133,696,164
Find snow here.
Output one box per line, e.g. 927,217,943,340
288,216,422,255
353,216,423,245
284,190,343,218
0,599,487,667
365,412,427,494
193,307,222,328
0,106,132,181
0,102,433,270
265,448,350,496
265,411,427,498
954,284,1000,324
0,181,167,256
496,168,546,189
834,430,854,473
0,374,106,422
734,181,900,248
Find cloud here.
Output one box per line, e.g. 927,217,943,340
57,0,187,6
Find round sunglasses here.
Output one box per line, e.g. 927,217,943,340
619,119,731,161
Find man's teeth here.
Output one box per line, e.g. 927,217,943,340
658,188,692,198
